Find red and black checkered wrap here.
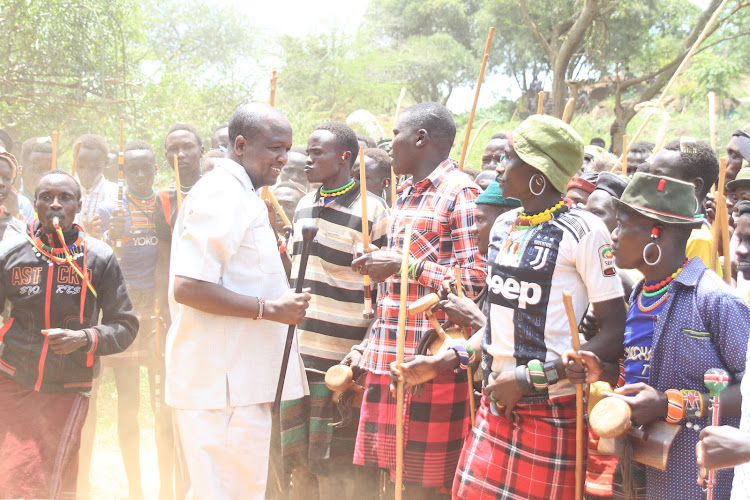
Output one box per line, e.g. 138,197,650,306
353,370,470,488
453,394,581,499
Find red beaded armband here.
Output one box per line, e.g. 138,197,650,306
665,389,684,424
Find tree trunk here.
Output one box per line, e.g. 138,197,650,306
551,62,568,118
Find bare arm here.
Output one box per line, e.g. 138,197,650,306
173,275,310,325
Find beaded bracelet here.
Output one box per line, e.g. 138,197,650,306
515,364,534,395
527,359,548,391
448,339,476,373
665,389,684,424
254,298,265,321
681,389,704,420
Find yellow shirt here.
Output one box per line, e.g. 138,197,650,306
686,222,723,277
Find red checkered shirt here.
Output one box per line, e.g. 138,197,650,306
361,159,487,374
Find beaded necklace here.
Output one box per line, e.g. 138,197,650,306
641,258,689,297
637,259,689,311
127,188,156,202
320,179,355,198
514,199,568,229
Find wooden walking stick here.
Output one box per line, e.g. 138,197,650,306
562,290,584,500
51,131,58,170
392,87,407,206
454,264,476,426
702,368,730,500
562,98,576,124
708,91,717,151
458,27,495,171
173,155,183,211
620,0,730,160
273,224,318,414
463,119,492,169
262,186,293,228
269,70,278,107
719,158,732,283
537,92,545,115
712,157,728,271
359,147,374,318
116,119,125,249
71,141,81,178
621,135,629,176
395,221,414,500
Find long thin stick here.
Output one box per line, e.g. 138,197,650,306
269,70,278,107
719,158,731,283
458,27,495,171
455,264,476,426
562,98,576,123
562,291,583,500
712,158,728,270
708,91,717,151
537,92,545,115
395,221,414,500
264,186,292,227
359,147,374,318
71,141,82,178
173,155,183,211
620,0,730,160
51,131,58,170
463,119,492,169
392,87,407,207
621,135,629,176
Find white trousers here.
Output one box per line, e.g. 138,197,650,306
175,402,272,500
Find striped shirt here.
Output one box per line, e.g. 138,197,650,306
290,181,390,371
360,159,486,374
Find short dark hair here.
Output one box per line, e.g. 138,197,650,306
124,140,154,154
490,132,508,140
399,102,456,153
35,169,81,201
164,123,203,148
629,141,655,155
76,134,109,157
30,139,53,156
315,122,360,167
364,147,391,176
590,137,606,147
662,139,719,198
204,148,225,159
228,103,286,147
357,134,376,149
214,123,229,133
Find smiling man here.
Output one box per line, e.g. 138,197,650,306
0,169,138,499
165,103,311,499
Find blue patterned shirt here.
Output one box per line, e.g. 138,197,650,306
635,258,749,500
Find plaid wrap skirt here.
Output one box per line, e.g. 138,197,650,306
453,394,581,500
354,370,470,488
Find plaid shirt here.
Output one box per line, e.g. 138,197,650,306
79,175,119,225
360,159,486,374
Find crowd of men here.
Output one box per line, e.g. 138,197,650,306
1,101,750,500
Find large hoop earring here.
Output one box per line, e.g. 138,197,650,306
529,174,546,196
643,241,662,266
694,197,701,215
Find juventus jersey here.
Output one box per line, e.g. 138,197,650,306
483,206,623,399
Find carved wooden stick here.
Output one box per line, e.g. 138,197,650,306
455,264,476,426
463,119,492,169
395,221,414,500
359,147,374,318
537,92,545,115
458,27,495,171
269,70,278,107
563,291,583,500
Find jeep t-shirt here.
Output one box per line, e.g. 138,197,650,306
483,206,624,399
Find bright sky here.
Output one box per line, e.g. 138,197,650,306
225,0,519,112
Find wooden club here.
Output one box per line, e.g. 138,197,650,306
562,290,583,500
